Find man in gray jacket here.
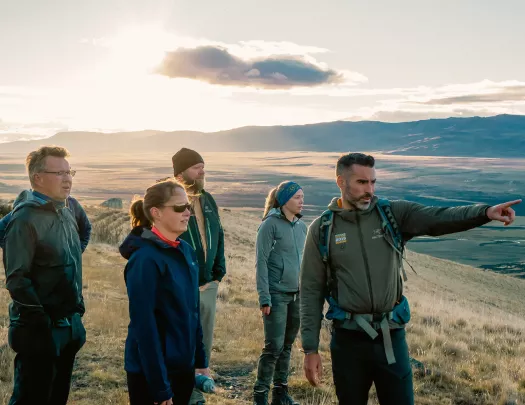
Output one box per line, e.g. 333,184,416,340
300,152,521,405
254,181,306,405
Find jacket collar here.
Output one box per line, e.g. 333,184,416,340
327,196,379,223
141,228,183,250
264,207,302,223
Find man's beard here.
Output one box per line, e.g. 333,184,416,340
181,176,205,193
346,191,373,211
354,201,371,211
192,178,205,192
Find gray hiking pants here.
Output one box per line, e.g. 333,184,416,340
254,292,300,393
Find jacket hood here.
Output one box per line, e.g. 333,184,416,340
13,190,32,208
11,190,61,216
119,227,184,260
119,227,149,260
12,190,48,210
0,192,35,249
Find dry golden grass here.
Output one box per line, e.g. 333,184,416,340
1,207,525,404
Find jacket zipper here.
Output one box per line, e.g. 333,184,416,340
356,214,375,312
292,221,300,286
187,217,198,250
278,217,300,288
199,196,210,256
206,219,212,252
57,208,80,301
58,209,73,258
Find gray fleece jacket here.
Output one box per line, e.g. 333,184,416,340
256,208,307,307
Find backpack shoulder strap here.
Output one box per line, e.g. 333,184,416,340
318,210,333,264
376,198,416,280
376,198,403,251
319,209,337,298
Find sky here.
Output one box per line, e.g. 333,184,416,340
1,0,525,140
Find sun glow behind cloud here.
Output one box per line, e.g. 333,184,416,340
12,25,364,133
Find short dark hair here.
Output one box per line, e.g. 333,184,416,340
336,153,375,176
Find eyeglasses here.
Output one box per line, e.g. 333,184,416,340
164,203,192,213
42,170,76,177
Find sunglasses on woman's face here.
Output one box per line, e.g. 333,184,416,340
164,203,192,213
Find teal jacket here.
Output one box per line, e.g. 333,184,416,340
256,208,307,307
179,191,226,286
4,190,84,326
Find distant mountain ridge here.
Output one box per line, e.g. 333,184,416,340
1,114,524,157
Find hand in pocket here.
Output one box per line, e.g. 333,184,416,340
8,323,55,355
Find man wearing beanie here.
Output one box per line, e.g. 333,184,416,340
172,148,226,405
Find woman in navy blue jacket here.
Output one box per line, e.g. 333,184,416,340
119,179,209,405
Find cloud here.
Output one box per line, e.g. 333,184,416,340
0,86,46,108
155,45,351,89
340,80,525,122
417,84,525,105
81,28,367,91
0,133,51,144
0,117,68,141
232,40,330,59
345,108,510,123
274,80,525,104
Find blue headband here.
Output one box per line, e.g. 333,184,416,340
276,181,302,207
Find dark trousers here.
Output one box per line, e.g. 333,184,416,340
254,292,300,393
8,315,86,405
331,328,414,405
127,372,195,405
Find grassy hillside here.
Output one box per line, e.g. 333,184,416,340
1,207,525,404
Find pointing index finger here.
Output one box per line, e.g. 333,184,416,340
502,199,522,208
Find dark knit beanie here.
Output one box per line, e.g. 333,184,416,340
172,148,204,175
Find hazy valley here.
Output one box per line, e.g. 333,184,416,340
2,142,524,275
